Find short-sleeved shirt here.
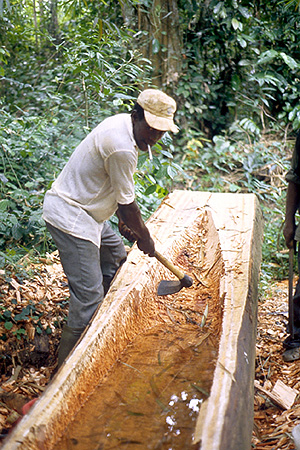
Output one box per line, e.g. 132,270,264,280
43,113,138,247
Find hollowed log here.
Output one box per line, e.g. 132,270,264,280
2,191,263,450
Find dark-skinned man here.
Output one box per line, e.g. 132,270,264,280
43,89,179,368
283,132,300,361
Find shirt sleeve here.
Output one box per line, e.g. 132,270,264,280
105,150,137,205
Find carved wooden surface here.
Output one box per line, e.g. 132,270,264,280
2,191,263,450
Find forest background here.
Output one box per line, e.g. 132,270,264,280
1,0,300,344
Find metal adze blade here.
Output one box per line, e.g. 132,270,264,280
157,280,183,296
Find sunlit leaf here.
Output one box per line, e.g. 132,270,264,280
280,52,299,70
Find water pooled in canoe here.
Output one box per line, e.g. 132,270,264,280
54,322,219,450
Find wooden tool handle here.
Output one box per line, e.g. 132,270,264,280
154,251,185,281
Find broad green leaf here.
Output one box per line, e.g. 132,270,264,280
289,109,297,121
213,2,223,14
145,185,157,195
280,52,299,70
238,6,252,19
160,150,173,159
257,50,278,64
261,98,270,107
0,174,8,184
0,199,10,211
238,59,251,66
231,18,243,31
237,36,247,48
167,165,178,179
229,183,240,192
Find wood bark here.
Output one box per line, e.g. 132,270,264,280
129,0,183,88
48,0,60,44
32,0,39,50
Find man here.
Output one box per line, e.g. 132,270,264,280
43,88,179,368
283,132,300,361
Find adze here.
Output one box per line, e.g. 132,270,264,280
154,251,193,296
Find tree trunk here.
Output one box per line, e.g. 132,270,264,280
134,0,182,89
32,0,39,50
48,0,60,44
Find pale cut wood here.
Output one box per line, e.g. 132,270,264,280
1,191,263,450
254,379,298,410
192,192,263,450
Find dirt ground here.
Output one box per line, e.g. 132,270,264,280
252,279,300,450
0,255,300,449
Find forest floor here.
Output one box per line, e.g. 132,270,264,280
252,279,300,450
0,254,300,449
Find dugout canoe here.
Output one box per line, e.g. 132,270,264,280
1,191,263,450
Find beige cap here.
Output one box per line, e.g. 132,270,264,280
137,89,179,133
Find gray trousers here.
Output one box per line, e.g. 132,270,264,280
46,222,127,329
293,243,300,334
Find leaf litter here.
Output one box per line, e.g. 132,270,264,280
253,279,300,450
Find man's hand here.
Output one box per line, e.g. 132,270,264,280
137,237,155,257
118,219,155,256
283,219,296,249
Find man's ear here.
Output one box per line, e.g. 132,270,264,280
131,110,137,123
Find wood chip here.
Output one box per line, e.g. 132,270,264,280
255,379,298,410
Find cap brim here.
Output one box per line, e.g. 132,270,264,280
144,110,179,134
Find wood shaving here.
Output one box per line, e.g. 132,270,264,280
253,279,300,449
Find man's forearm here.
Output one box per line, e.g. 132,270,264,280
286,182,300,221
117,202,155,256
117,202,150,241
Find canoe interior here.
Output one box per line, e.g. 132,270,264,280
2,191,263,450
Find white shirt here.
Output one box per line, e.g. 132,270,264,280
42,114,138,247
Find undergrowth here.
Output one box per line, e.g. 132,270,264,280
0,101,296,339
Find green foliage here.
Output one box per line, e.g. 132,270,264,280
173,125,292,290
0,0,155,269
0,294,51,342
135,133,184,213
1,0,300,343
173,0,300,292
177,0,300,135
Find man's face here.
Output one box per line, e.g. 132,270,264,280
132,112,166,151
